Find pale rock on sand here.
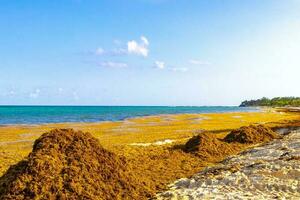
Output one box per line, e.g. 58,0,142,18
157,130,300,200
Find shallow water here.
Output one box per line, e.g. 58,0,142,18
0,106,258,125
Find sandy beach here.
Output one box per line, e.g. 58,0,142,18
0,109,299,199
2,0,300,198
0,109,298,175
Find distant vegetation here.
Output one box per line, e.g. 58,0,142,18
240,97,300,107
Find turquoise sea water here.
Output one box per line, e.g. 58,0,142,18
0,106,258,125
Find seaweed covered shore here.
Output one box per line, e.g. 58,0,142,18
0,124,288,199
0,110,299,199
1,111,298,177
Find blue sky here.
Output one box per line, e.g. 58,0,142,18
0,0,300,105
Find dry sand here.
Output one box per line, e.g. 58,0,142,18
156,128,300,200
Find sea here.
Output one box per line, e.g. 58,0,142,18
0,106,258,125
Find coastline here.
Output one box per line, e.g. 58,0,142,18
0,105,259,125
0,109,300,198
0,109,296,145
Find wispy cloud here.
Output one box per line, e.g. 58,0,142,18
98,61,128,68
169,67,188,72
154,60,188,72
93,36,192,72
189,59,211,65
140,36,149,46
95,47,105,55
127,36,149,57
1,90,16,97
9,90,16,95
110,48,128,56
58,88,64,94
29,89,40,98
155,61,165,69
94,47,127,56
8,90,16,96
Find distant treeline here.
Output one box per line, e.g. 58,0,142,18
240,97,300,107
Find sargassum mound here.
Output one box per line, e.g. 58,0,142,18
0,129,150,200
224,124,280,144
184,125,279,162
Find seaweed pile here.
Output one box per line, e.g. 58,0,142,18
224,124,280,143
0,129,149,200
184,132,241,161
0,125,282,200
184,125,279,162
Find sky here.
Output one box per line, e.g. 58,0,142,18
0,0,300,106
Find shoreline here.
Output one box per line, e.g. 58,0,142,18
0,106,260,126
0,109,299,198
0,109,261,127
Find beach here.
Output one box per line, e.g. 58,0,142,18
0,108,299,199
157,127,300,199
2,0,300,198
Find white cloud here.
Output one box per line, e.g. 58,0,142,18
29,89,40,98
141,36,149,46
155,61,165,69
94,36,149,57
169,67,188,72
98,61,128,68
127,36,149,57
189,59,211,65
